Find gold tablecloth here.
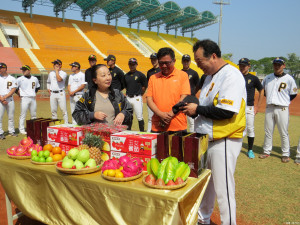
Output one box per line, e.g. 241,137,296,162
0,153,211,225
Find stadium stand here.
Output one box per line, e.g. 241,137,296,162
0,47,23,74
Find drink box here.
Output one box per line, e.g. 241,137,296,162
170,132,194,161
156,131,177,162
47,141,78,154
110,131,158,155
47,124,83,146
41,120,61,146
110,150,156,171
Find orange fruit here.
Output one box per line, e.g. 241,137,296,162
52,154,63,161
52,147,62,155
50,152,53,157
43,144,53,152
61,151,66,158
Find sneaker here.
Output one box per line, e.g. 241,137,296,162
0,134,5,140
19,130,27,135
247,150,255,159
295,157,300,165
259,154,270,159
8,132,18,137
281,156,290,163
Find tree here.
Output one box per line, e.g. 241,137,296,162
286,53,300,79
222,53,232,61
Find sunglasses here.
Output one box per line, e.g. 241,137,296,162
158,61,173,66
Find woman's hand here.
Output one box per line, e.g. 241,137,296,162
114,112,125,125
94,111,107,121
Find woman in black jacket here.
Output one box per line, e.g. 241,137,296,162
72,64,133,127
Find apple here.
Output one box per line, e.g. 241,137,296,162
62,159,74,169
39,157,46,163
38,151,44,158
31,150,38,157
84,158,96,168
74,160,84,169
68,148,79,160
43,150,50,158
77,149,90,163
46,157,53,162
32,156,39,162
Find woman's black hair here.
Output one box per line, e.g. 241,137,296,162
91,64,115,98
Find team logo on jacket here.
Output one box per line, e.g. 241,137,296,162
278,82,286,92
248,79,251,84
135,76,138,80
79,97,84,103
293,87,297,93
189,75,192,79
114,73,116,77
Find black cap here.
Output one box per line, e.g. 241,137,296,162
273,57,285,65
150,53,158,59
52,59,62,65
238,58,250,65
20,65,31,71
104,55,116,61
182,54,191,61
88,54,97,61
128,58,138,64
0,63,7,68
69,62,81,68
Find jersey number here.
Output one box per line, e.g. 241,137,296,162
7,82,12,89
206,82,215,97
278,82,286,92
32,82,36,89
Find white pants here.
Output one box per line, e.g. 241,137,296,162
198,138,242,225
70,95,82,124
263,105,290,157
0,98,15,134
127,95,143,121
296,138,300,158
246,106,255,137
187,116,195,132
50,92,68,124
147,105,153,132
19,96,37,132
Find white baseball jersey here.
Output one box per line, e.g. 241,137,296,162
17,76,40,97
68,71,86,94
262,73,298,107
195,64,246,141
47,70,67,91
0,75,17,98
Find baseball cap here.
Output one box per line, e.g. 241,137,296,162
69,62,81,68
238,58,250,65
150,53,158,59
0,63,7,68
52,59,62,65
104,55,116,61
128,58,138,64
88,54,97,61
182,54,191,61
20,65,31,71
273,57,285,65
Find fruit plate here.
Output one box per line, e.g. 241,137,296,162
56,162,103,175
101,171,143,182
7,155,31,160
142,176,187,190
31,160,57,165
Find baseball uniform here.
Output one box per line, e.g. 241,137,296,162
110,66,125,91
68,71,86,124
195,64,246,225
262,72,298,157
146,67,161,132
17,75,40,133
124,70,147,131
182,68,200,132
85,67,94,90
0,74,17,135
47,70,68,124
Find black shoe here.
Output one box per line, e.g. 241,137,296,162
8,132,18,137
0,134,5,140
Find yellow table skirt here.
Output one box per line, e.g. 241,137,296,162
0,153,211,225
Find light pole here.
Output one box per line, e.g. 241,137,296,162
213,0,230,49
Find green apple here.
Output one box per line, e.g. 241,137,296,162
43,150,50,158
31,150,38,157
32,156,39,162
38,151,44,158
39,157,46,162
46,157,53,162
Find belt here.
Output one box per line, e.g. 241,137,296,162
51,90,63,93
127,94,140,98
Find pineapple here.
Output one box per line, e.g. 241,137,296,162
77,144,89,151
82,133,104,165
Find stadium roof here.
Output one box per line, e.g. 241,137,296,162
22,0,218,34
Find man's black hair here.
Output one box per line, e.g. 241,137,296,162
193,39,221,58
157,47,175,60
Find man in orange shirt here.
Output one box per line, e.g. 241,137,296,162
147,47,191,132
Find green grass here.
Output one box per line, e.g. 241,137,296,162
1,100,299,224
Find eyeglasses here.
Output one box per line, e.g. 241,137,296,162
158,61,173,66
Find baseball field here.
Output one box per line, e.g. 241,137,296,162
0,94,299,225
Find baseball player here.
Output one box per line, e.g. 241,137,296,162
85,54,97,90
146,53,161,132
124,58,148,131
0,63,18,139
68,62,86,124
47,59,69,124
104,55,125,91
238,58,263,159
183,40,246,225
181,54,200,132
17,65,40,134
260,57,297,163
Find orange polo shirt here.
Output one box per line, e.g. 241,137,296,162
147,67,191,132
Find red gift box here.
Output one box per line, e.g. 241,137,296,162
47,124,83,146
